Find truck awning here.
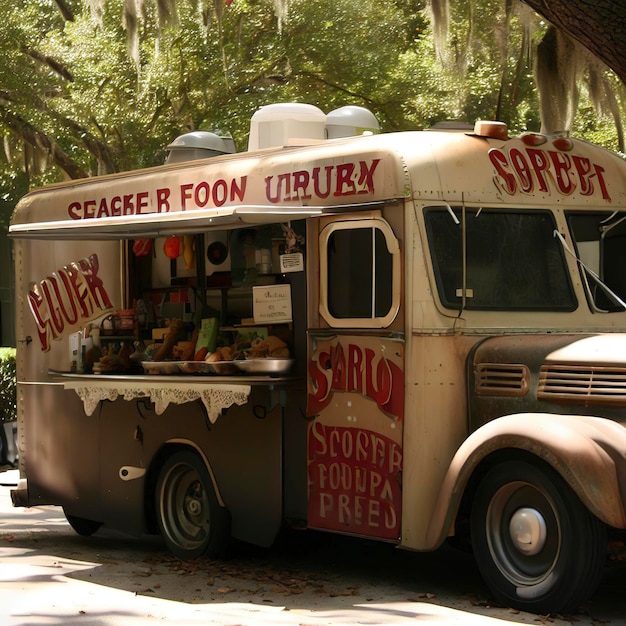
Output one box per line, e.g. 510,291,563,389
8,205,328,240
8,201,392,240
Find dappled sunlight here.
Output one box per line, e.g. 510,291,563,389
0,547,100,582
0,479,620,625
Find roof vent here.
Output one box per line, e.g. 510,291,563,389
248,103,326,151
473,120,508,140
326,106,380,139
166,131,236,164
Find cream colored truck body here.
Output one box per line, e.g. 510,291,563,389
10,118,626,613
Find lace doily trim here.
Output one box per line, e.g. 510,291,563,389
71,383,251,423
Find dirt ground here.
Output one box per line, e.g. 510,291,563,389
1,472,625,625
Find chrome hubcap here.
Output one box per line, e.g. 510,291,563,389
509,507,547,556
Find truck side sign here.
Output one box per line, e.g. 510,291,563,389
308,422,402,538
489,146,611,200
28,254,113,352
308,339,404,421
65,158,383,221
265,159,381,202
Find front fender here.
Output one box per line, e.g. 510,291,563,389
423,413,626,550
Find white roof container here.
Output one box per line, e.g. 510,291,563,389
326,106,380,139
248,103,326,151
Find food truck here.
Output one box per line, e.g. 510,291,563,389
9,102,626,614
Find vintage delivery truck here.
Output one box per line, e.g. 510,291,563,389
9,102,626,613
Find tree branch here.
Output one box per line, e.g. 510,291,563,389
0,106,87,179
521,0,626,84
0,90,117,177
21,47,74,82
53,0,74,22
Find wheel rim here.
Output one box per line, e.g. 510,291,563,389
485,480,560,586
159,461,211,551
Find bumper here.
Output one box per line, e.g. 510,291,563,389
10,478,29,507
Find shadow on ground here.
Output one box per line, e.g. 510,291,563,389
1,483,626,625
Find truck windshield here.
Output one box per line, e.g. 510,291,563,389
567,211,626,312
424,207,576,311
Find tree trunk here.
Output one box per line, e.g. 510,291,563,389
521,0,626,84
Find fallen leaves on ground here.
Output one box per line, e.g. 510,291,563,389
144,549,361,600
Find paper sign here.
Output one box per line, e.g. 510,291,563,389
280,252,304,273
253,284,292,323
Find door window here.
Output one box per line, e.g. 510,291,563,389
320,219,400,327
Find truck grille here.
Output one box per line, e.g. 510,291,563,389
538,365,626,405
475,364,529,397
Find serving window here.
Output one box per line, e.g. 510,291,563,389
319,218,400,328
52,221,307,377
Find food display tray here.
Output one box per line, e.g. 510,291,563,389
140,361,181,375
233,358,295,375
178,361,239,375
141,358,294,376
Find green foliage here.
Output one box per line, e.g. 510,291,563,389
0,348,16,423
0,0,623,191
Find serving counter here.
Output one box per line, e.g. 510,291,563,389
51,371,297,423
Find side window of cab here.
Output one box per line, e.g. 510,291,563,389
319,218,400,328
424,207,576,311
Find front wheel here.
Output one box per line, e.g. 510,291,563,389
155,450,230,559
471,459,606,614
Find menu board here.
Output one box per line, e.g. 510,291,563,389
253,284,292,324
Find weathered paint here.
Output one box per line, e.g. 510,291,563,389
28,254,114,352
307,334,404,540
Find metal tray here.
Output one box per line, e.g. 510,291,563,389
141,359,294,376
177,361,239,375
234,358,295,375
140,361,181,375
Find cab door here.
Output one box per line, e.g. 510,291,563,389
306,214,404,540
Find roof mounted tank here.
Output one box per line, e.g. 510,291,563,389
166,131,236,164
248,103,326,151
326,106,380,139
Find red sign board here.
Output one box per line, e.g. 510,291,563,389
307,335,404,540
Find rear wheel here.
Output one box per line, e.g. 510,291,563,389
155,450,230,559
471,459,606,614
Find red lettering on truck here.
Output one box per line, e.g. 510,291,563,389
489,146,611,201
28,254,114,352
67,177,247,219
308,340,404,421
265,160,381,203
308,423,402,539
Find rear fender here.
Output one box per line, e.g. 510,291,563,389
423,413,626,550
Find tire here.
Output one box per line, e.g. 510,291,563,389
470,459,606,614
155,450,230,560
64,511,102,537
